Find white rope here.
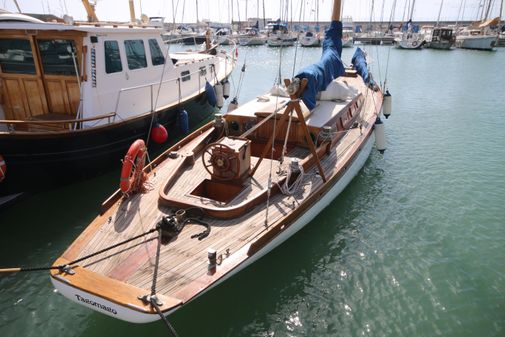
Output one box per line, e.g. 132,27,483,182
278,161,305,196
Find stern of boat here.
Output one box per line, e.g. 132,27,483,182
50,258,182,323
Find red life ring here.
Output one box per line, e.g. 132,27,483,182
120,139,147,194
0,154,6,182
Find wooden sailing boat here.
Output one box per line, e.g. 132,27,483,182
0,2,236,203
49,0,389,324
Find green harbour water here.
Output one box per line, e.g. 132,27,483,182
0,44,504,337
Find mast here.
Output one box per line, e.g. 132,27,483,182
484,0,493,20
455,0,466,29
196,0,199,24
171,0,176,32
230,0,234,30
262,0,266,28
436,0,444,27
128,0,136,23
409,0,415,21
182,0,186,25
331,0,342,21
12,0,21,12
81,0,98,22
477,0,484,21
380,0,386,32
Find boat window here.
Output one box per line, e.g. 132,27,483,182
124,39,147,70
181,70,190,82
37,39,78,76
148,39,165,66
104,40,123,74
0,38,36,74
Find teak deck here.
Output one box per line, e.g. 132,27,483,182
52,75,383,317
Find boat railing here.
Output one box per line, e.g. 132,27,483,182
0,112,116,133
113,48,236,119
113,68,205,119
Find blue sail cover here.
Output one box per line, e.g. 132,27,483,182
351,47,373,85
295,21,345,110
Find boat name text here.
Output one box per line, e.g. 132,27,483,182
75,294,117,315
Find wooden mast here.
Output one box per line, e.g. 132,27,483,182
128,0,136,24
332,0,342,21
81,0,98,22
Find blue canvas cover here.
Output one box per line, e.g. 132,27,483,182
295,21,345,110
351,47,373,86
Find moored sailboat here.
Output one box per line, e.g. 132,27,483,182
455,0,502,51
395,0,425,49
47,0,390,327
0,8,236,202
455,18,500,50
298,31,322,47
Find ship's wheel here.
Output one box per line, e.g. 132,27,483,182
202,143,239,180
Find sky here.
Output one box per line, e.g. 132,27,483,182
1,0,503,24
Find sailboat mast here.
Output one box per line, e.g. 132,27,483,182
409,0,416,20
12,0,21,12
128,0,136,23
455,0,466,28
263,0,266,28
436,0,444,27
331,0,342,21
171,0,176,31
196,0,199,23
484,0,493,20
230,0,234,29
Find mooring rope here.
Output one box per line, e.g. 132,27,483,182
0,227,159,274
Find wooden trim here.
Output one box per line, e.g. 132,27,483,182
100,123,215,214
50,258,182,314
248,117,375,255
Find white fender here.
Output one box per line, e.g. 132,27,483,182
215,82,224,108
374,118,386,154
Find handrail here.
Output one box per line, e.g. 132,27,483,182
0,112,116,126
113,54,232,117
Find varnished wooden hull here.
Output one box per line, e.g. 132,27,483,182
49,72,383,323
50,127,376,323
0,97,215,199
